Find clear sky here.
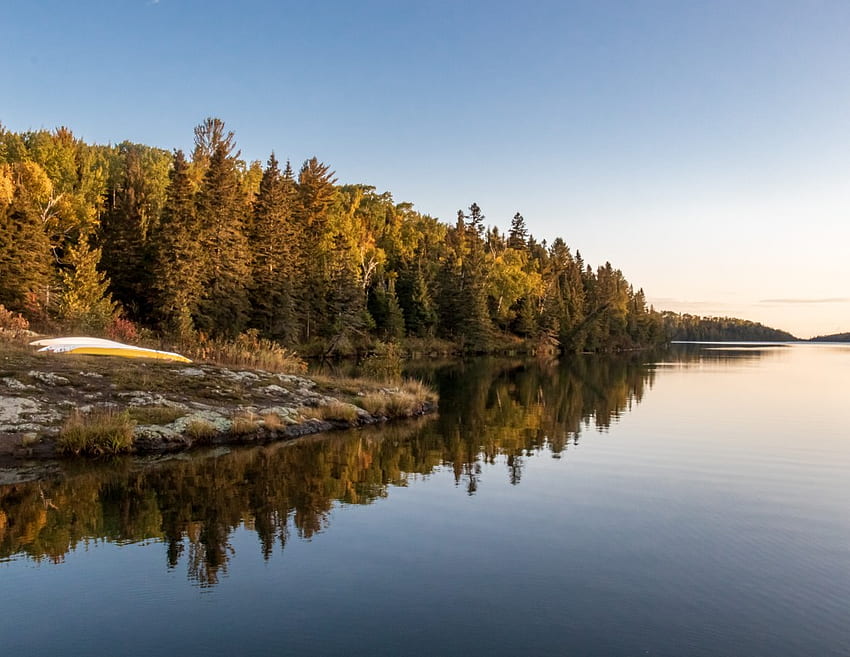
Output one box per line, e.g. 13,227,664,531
2,0,849,338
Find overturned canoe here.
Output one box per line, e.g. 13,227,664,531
30,337,192,363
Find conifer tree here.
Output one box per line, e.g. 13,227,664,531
458,204,492,351
194,124,251,337
58,237,117,332
100,143,171,322
248,153,297,340
152,150,202,337
294,157,337,340
508,212,528,250
323,233,369,354
0,164,52,314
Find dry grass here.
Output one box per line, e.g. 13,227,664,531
184,330,307,374
299,402,360,424
357,393,388,416
127,405,185,425
57,409,136,455
185,419,218,442
384,392,421,418
400,379,438,404
261,412,284,430
355,379,436,419
230,412,261,435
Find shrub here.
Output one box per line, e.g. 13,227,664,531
361,341,403,382
0,305,30,338
57,409,135,455
106,316,140,343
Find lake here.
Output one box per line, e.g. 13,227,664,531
1,343,848,656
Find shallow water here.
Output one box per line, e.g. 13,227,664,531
1,344,848,656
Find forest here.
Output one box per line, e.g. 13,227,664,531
0,119,667,355
662,313,797,342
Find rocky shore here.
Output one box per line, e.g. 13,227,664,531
0,347,436,460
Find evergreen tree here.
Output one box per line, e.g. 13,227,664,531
294,157,337,340
100,142,171,322
508,212,528,250
453,204,492,351
248,153,297,340
368,275,405,340
152,150,202,337
193,122,251,337
0,164,52,314
58,237,117,332
323,233,369,354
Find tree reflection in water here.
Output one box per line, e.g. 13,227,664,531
0,350,684,585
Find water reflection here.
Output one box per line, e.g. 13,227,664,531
2,350,674,584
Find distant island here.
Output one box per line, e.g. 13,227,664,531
808,332,850,342
662,312,798,342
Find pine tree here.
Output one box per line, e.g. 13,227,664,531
293,157,337,340
152,150,203,337
194,127,251,338
248,153,297,340
323,233,369,354
58,237,117,332
458,204,492,351
368,275,405,340
0,165,52,314
100,143,170,322
508,212,528,250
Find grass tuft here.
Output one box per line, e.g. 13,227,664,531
261,412,284,430
400,378,438,404
384,392,420,418
300,402,360,424
57,409,135,455
230,412,260,435
185,419,218,442
127,405,185,425
357,393,388,416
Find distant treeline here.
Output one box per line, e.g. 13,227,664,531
808,332,850,342
0,118,666,354
662,312,797,342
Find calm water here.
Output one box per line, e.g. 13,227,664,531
1,344,848,657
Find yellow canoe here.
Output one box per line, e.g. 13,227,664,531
30,337,192,363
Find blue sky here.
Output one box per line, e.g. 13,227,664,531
3,0,849,337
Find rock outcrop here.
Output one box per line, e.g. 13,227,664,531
0,353,436,459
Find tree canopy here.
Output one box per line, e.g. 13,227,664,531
0,119,674,353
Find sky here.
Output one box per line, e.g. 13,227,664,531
2,0,849,338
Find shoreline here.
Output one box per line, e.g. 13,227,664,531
0,345,437,461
